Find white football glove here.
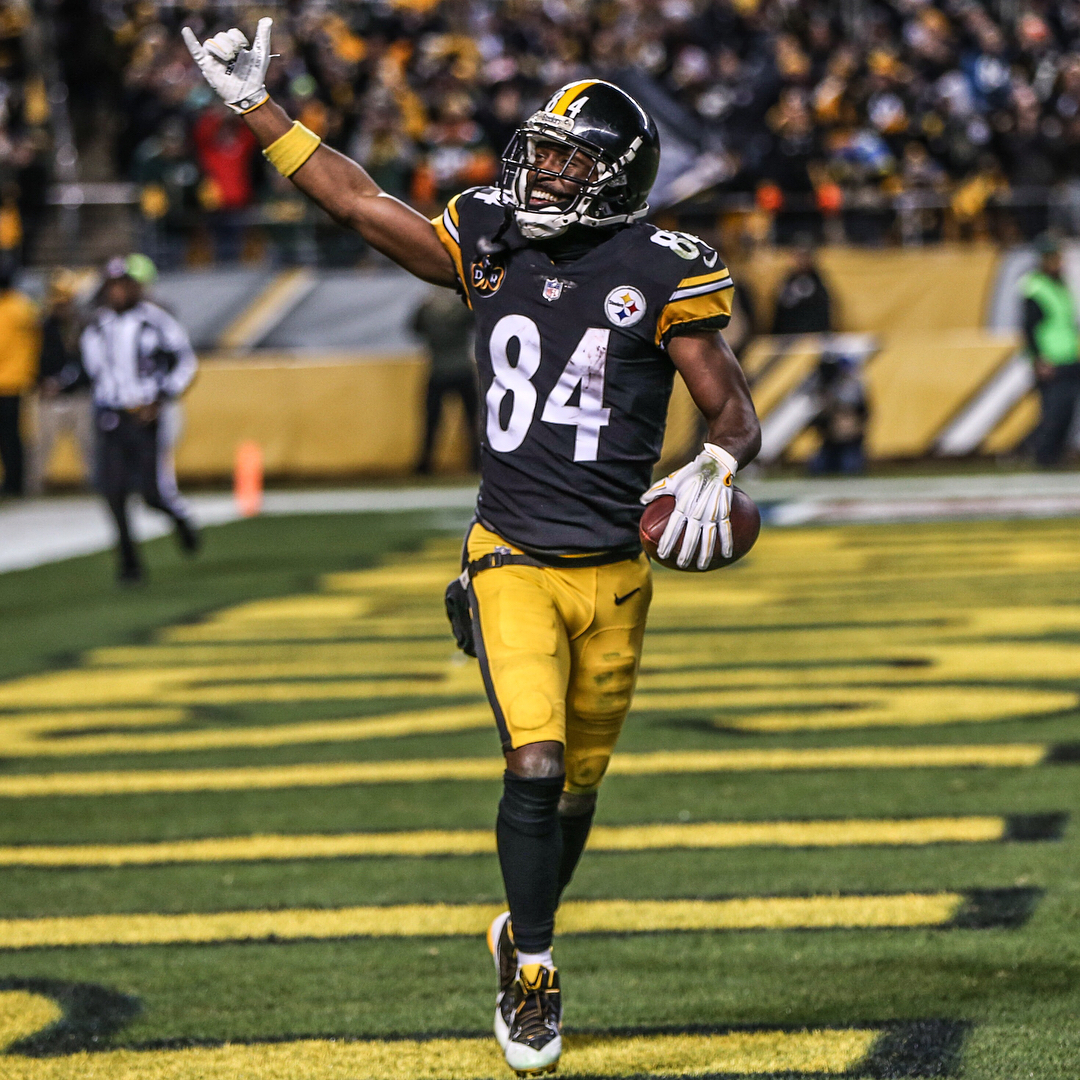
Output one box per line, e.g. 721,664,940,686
641,443,738,570
182,18,272,114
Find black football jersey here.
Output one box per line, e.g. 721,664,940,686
432,187,734,555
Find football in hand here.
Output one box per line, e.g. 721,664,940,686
639,487,760,571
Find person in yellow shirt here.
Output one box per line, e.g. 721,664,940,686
0,265,40,497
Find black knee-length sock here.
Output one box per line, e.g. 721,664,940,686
557,802,596,900
496,771,565,954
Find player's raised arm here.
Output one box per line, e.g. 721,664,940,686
182,19,457,287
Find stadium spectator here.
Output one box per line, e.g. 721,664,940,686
771,241,833,335
192,106,259,262
477,83,526,159
411,287,478,474
808,352,869,476
1021,236,1080,467
348,93,417,202
134,117,202,269
0,264,40,497
43,0,1080,257
27,270,94,494
410,92,497,215
759,88,821,244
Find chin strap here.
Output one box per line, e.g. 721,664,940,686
513,198,649,240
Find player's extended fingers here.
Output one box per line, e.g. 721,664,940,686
181,27,208,62
719,485,735,555
718,509,734,560
252,17,272,62
684,482,706,523
676,516,702,569
656,509,685,560
690,479,720,525
697,520,717,570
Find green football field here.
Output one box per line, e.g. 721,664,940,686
1,509,1079,1078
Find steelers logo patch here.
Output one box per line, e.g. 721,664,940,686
604,286,647,328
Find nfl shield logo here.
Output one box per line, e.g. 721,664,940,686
543,278,564,302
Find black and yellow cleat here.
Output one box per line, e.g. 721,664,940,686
504,962,561,1076
487,910,517,1050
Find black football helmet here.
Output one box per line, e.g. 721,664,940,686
500,80,660,239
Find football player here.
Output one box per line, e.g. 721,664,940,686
185,21,760,1077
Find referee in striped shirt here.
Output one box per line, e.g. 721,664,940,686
81,254,200,583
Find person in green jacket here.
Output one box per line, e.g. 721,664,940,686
1021,236,1080,466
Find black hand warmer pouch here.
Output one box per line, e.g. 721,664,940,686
444,576,476,657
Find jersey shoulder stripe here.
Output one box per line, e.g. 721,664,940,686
429,193,470,306
655,281,734,345
667,275,734,303
674,268,732,291
444,194,462,236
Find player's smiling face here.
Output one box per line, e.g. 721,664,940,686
527,141,598,210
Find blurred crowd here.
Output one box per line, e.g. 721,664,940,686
28,0,1080,262
0,0,52,268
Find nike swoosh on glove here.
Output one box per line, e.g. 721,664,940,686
182,18,272,114
641,443,738,570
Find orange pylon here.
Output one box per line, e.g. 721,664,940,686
234,440,263,517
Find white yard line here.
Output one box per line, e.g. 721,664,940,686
0,496,237,573
0,489,479,573
2,475,1079,574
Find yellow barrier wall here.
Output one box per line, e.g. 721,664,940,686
172,357,707,481
40,355,704,483
982,392,1040,454
864,330,1018,458
731,245,999,334
42,332,1021,483
35,246,1019,482
176,354,429,479
762,330,1020,463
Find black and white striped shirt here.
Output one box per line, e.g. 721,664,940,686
81,301,198,410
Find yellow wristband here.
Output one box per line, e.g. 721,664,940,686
263,121,321,178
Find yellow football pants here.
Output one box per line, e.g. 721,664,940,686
466,522,652,794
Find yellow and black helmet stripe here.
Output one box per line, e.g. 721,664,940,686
546,80,599,115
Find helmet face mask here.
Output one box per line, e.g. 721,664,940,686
505,130,610,238
499,81,660,240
